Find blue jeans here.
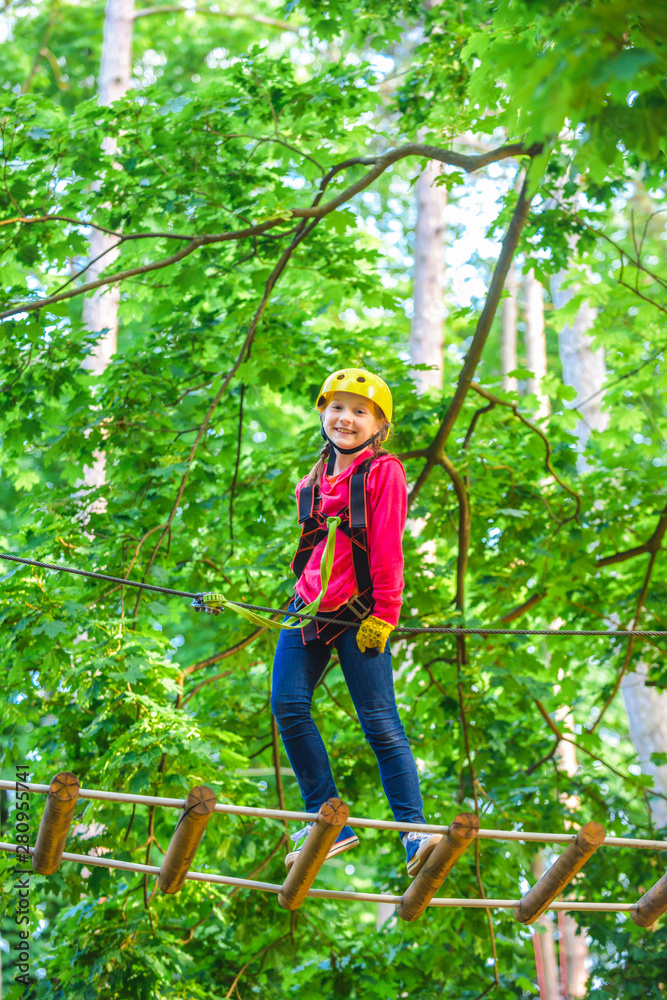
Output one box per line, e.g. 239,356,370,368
271,608,425,833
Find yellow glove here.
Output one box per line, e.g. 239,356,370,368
356,615,394,654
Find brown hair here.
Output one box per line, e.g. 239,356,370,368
306,419,391,486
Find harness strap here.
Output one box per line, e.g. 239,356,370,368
297,484,316,523
293,484,326,580
295,587,374,646
292,457,376,643
346,466,372,596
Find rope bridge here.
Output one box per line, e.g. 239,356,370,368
2,777,666,925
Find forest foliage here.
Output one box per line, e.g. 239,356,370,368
1,1,667,997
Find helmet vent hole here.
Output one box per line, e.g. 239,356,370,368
337,373,345,380
357,376,365,382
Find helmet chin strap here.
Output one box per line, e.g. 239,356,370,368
321,427,379,476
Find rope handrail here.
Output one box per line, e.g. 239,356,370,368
0,843,637,913
1,553,665,638
3,781,666,851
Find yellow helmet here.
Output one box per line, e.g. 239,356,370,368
316,368,393,422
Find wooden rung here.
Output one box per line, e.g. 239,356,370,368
514,821,606,925
397,812,480,922
278,797,349,911
631,872,667,928
158,785,217,895
32,771,80,876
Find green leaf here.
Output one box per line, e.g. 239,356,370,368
14,470,40,491
31,620,69,638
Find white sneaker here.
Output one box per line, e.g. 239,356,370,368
285,824,360,869
402,831,443,877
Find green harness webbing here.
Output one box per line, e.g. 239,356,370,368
199,516,341,630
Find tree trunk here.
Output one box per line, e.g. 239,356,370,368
81,0,135,496
559,909,589,999
620,662,667,830
532,854,561,1000
549,266,603,995
410,157,446,392
524,267,549,418
501,262,518,393
83,0,135,361
552,705,589,998
98,0,135,107
550,275,606,467
409,0,446,392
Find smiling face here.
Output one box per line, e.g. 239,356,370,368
322,391,385,451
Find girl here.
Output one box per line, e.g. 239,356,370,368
272,367,441,877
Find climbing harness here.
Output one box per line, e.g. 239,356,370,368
192,514,341,631
0,551,665,638
292,454,376,643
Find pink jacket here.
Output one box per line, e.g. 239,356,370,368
292,449,408,626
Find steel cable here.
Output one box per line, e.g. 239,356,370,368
1,552,665,638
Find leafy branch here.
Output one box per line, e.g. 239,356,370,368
555,201,667,294
438,453,470,610
184,624,277,676
0,214,196,240
181,669,233,706
468,382,582,523
0,141,539,320
223,932,293,999
530,696,667,803
596,504,667,567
